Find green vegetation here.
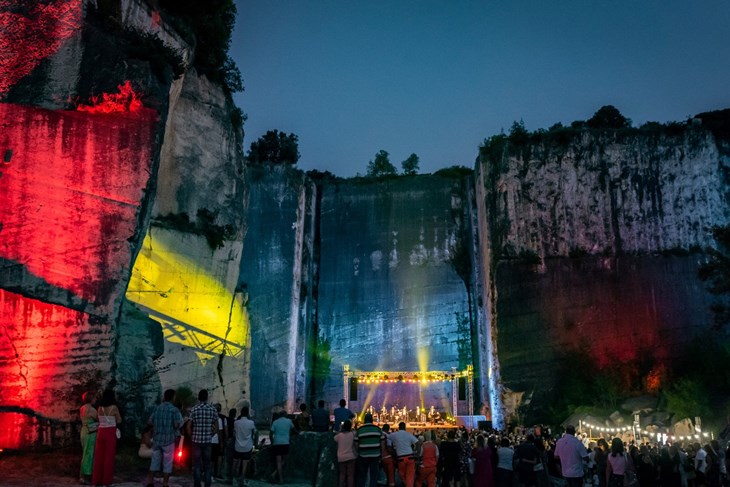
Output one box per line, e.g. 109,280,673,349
366,150,398,177
155,209,236,250
401,153,420,175
432,165,473,178
247,130,300,165
522,337,730,429
586,105,632,129
158,0,243,93
230,106,246,131
478,105,704,170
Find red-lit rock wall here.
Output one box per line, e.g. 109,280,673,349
0,103,156,309
0,103,157,448
0,290,111,448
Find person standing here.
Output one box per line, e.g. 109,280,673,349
270,410,296,484
80,392,98,485
514,434,539,487
233,406,256,487
605,438,630,487
416,431,439,487
333,399,355,432
554,425,589,487
472,434,495,487
145,389,182,487
440,430,463,487
389,422,419,487
295,403,311,431
312,400,330,432
336,419,357,487
380,424,397,487
224,408,237,485
495,437,514,487
92,388,122,487
211,403,227,479
188,389,218,487
355,413,385,487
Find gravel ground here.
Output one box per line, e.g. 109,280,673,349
0,445,310,487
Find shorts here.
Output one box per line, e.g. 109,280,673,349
150,441,176,474
271,444,289,456
234,449,252,460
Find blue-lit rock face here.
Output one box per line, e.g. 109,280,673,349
316,176,474,412
239,165,317,419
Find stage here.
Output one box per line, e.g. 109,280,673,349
374,421,459,431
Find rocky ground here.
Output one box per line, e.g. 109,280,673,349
0,444,310,487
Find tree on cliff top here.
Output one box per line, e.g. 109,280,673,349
587,105,632,129
401,153,420,175
247,130,300,165
366,150,397,177
158,0,243,93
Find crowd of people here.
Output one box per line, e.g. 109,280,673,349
78,390,730,487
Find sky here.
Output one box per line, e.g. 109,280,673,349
231,1,730,177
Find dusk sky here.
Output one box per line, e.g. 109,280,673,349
231,1,730,177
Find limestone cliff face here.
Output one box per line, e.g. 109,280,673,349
0,0,246,446
316,175,476,412
476,125,730,422
239,165,316,417
481,129,728,258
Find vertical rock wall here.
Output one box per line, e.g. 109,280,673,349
317,175,475,413
239,165,316,420
0,0,247,445
0,102,158,446
476,127,730,421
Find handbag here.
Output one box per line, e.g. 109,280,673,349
116,428,121,439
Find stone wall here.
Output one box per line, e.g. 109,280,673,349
317,175,476,413
476,126,730,422
0,0,247,445
239,165,316,420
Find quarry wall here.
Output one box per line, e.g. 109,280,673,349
477,126,730,422
1,0,729,450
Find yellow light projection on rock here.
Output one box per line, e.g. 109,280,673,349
126,227,248,363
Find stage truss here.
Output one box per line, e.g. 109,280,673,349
343,364,474,420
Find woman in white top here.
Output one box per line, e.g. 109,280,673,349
495,437,514,487
606,437,632,487
92,388,122,487
233,406,256,486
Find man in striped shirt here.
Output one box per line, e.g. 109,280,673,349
355,412,385,487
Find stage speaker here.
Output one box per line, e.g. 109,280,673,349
478,420,492,431
458,377,466,400
349,378,358,401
